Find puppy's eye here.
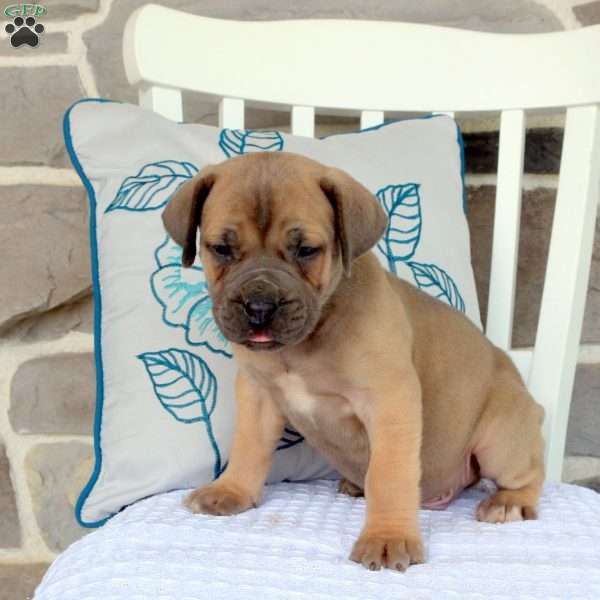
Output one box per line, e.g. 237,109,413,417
296,246,321,260
210,244,233,259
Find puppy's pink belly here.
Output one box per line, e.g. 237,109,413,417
422,453,479,510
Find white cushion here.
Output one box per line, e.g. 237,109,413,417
35,480,600,599
65,99,480,526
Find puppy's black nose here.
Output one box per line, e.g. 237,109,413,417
244,298,277,328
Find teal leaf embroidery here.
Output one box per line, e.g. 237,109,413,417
155,233,187,266
407,261,465,313
105,160,198,213
151,236,231,357
277,427,304,450
376,183,421,274
219,129,284,158
138,348,222,479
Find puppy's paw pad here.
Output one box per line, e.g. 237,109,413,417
185,483,254,516
477,496,537,523
350,531,424,571
337,478,364,498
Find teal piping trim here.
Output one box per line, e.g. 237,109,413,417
63,97,118,528
455,121,468,214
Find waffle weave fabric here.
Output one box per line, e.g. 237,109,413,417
36,480,600,600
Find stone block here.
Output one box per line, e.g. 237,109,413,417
463,128,563,174
0,186,91,335
573,476,600,493
0,67,85,167
566,364,600,457
0,444,20,548
563,455,600,482
10,353,95,435
26,443,92,552
3,294,93,342
43,0,100,19
0,33,67,54
574,1,600,26
0,564,49,600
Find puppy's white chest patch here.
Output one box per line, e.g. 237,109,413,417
275,373,317,418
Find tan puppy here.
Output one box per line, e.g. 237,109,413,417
162,152,545,571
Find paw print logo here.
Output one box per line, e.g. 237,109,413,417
5,16,44,48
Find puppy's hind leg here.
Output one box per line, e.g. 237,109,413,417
338,478,364,498
474,373,545,524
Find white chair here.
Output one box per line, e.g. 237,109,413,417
122,5,600,482
35,5,600,599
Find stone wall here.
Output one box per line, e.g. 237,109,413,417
1,1,599,597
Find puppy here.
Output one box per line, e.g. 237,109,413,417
162,152,545,571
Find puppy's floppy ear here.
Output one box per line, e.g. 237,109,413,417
320,168,387,275
162,167,216,267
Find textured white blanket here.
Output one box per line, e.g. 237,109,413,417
35,480,600,600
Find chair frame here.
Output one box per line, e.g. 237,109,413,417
123,3,600,482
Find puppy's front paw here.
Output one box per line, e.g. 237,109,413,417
350,529,424,571
185,482,255,516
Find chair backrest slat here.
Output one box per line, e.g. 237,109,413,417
291,106,315,137
219,98,245,129
528,105,600,481
360,110,384,129
508,348,533,383
486,109,526,350
139,85,183,121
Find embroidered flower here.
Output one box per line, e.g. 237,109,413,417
150,236,231,357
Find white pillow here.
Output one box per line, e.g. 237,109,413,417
65,99,481,526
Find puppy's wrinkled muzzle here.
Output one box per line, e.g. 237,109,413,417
240,277,280,330
244,297,278,329
214,258,319,350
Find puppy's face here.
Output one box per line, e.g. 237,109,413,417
162,153,386,351
199,167,337,351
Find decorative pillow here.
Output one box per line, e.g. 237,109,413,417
65,99,481,527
